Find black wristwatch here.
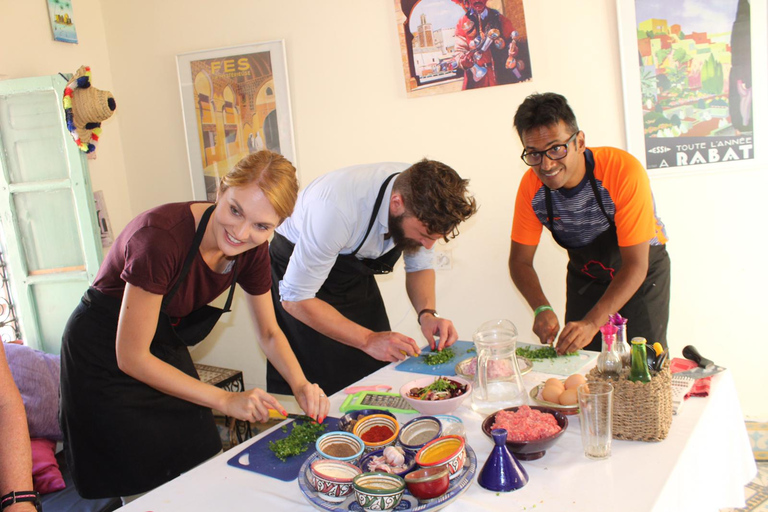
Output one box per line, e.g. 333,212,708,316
417,308,439,325
0,491,42,512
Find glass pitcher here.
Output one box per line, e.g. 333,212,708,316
470,319,527,414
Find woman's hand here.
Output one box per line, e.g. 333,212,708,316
221,388,286,423
293,381,330,423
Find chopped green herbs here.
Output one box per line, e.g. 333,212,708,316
515,345,577,361
423,347,455,365
268,417,326,462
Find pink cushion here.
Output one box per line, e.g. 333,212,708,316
30,438,65,495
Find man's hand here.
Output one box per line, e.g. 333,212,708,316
419,315,458,351
363,332,421,362
555,319,600,355
533,309,560,346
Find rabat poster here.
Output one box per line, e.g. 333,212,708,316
633,0,753,169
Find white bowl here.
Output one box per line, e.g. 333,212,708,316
399,375,472,415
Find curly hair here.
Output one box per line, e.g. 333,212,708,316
218,150,299,221
513,92,579,140
393,159,477,241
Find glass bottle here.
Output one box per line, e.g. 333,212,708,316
611,316,631,367
470,319,526,414
597,324,622,379
628,337,652,383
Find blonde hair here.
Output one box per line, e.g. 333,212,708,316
218,150,299,221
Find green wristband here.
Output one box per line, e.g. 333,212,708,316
534,305,554,316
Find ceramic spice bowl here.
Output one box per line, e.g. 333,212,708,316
358,447,416,477
352,472,406,512
353,414,400,453
404,465,451,501
397,415,442,456
338,409,396,433
315,431,365,464
309,459,362,503
414,435,466,480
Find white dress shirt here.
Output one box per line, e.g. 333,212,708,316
276,162,435,302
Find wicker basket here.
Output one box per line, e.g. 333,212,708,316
586,360,672,442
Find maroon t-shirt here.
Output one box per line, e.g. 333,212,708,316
92,202,271,318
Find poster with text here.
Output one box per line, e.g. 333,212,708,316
630,0,753,169
177,42,295,201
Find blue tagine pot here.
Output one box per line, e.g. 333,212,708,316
477,428,529,492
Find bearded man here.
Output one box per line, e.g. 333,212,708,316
268,160,477,394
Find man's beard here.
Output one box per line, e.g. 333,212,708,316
387,212,422,254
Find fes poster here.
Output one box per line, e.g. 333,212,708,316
394,0,532,98
633,0,753,169
188,51,281,200
47,0,78,44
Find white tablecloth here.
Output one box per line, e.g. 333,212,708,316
120,361,756,512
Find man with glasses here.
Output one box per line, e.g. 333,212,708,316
268,160,477,395
509,92,670,354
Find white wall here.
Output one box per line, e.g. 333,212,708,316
2,0,766,418
0,0,133,238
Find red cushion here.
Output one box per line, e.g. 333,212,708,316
30,438,66,495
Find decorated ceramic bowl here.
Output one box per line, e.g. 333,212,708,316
404,465,451,501
308,458,361,503
397,416,442,455
353,472,406,512
414,435,466,480
315,431,365,464
399,375,472,416
353,414,400,453
358,447,416,477
481,405,568,461
338,409,396,433
432,414,466,438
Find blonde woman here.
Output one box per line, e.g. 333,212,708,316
60,151,329,500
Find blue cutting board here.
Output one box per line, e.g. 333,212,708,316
394,340,598,377
227,416,339,481
394,340,475,375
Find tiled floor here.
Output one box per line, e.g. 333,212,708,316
722,422,768,512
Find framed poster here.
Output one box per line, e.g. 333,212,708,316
617,0,767,174
177,41,296,201
393,0,532,98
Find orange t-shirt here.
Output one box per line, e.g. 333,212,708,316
511,147,667,248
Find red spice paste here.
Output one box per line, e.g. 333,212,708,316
361,425,394,443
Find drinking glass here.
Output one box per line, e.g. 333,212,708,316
577,382,613,460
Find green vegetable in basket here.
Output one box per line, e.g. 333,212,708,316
268,417,326,462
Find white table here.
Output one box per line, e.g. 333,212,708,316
120,361,756,512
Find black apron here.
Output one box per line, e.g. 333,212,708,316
60,205,238,498
544,160,671,352
267,173,402,396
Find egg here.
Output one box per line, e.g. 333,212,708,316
564,373,586,390
559,388,579,406
544,378,565,390
541,385,563,404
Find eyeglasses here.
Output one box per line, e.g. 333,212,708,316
520,131,579,166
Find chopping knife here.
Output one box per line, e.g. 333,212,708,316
682,345,714,370
676,345,726,378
